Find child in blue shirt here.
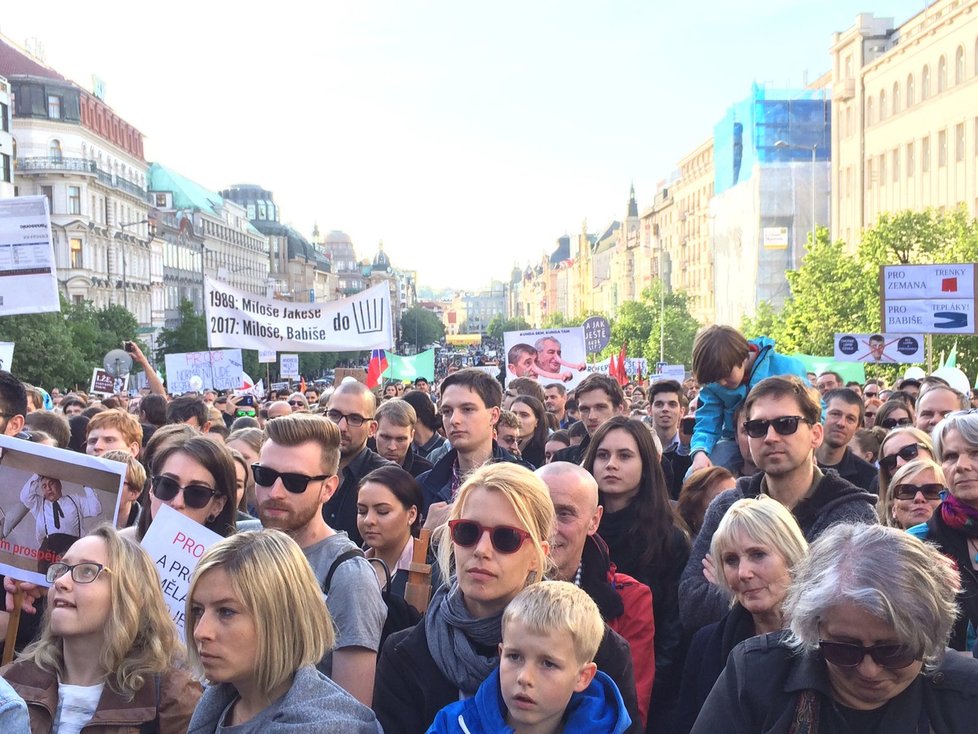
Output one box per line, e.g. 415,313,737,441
689,327,809,476
426,581,631,734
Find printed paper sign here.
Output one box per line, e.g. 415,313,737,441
280,353,299,379
881,263,977,334
834,333,925,363
589,357,650,378
0,342,13,371
164,349,244,394
0,436,124,586
258,348,277,364
140,504,222,635
0,196,60,316
204,277,393,351
882,264,975,300
882,300,975,335
503,328,588,389
90,368,129,397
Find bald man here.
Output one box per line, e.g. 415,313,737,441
536,462,655,727
266,400,293,420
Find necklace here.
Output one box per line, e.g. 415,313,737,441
573,562,583,587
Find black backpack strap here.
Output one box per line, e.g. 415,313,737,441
365,556,393,593
323,548,366,593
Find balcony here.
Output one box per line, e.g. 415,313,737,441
15,157,97,174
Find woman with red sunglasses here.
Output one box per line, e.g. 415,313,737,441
372,462,642,734
692,523,977,733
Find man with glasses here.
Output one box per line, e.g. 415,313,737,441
862,380,881,400
815,389,877,491
679,375,877,634
0,370,28,438
286,392,310,413
240,413,385,707
322,380,394,545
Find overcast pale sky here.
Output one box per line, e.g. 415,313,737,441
1,1,928,290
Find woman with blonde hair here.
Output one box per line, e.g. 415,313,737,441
677,496,808,733
373,462,642,734
0,525,200,732
875,425,935,494
879,458,946,529
185,530,380,733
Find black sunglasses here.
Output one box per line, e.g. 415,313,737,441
892,482,945,501
879,416,913,430
743,415,813,439
151,475,220,509
879,443,923,472
448,519,532,554
251,464,331,494
288,400,305,406
819,640,918,669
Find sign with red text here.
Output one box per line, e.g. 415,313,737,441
881,264,977,334
140,504,222,635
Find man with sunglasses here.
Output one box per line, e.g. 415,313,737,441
679,375,877,634
815,389,877,491
240,413,386,708
322,380,394,546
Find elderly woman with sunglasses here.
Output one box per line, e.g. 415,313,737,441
372,462,643,734
691,523,978,734
878,458,946,530
909,411,978,654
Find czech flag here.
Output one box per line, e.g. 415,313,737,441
366,349,389,388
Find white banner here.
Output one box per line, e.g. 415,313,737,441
0,196,60,316
834,333,925,363
280,353,299,379
204,277,393,351
0,342,13,371
140,504,222,635
164,349,244,394
258,348,276,364
588,357,649,376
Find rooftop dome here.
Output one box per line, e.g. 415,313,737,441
372,241,391,271
325,230,352,245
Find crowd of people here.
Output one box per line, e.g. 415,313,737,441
0,322,976,733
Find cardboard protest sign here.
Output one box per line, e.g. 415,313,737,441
0,196,60,316
140,504,222,635
0,436,124,586
164,349,244,394
502,328,588,389
204,277,393,351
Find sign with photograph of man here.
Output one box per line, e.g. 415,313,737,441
502,328,588,389
0,436,124,586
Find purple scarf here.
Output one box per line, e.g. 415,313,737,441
940,493,978,538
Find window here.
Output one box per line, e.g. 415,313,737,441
907,74,915,106
938,56,947,92
956,123,965,162
938,130,947,167
68,186,81,215
866,157,874,189
955,46,965,85
922,136,930,172
892,149,899,182
70,238,83,268
866,96,874,124
0,152,9,183
41,185,53,209
892,82,900,114
0,101,8,132
922,65,931,99
879,89,887,120
49,139,63,161
47,95,61,119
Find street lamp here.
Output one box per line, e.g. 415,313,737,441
115,219,149,312
773,140,817,259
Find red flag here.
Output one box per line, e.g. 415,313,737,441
615,343,628,386
299,377,307,394
366,349,388,389
608,353,618,382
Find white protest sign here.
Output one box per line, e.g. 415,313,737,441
140,504,222,635
280,353,299,379
164,349,244,394
882,300,976,335
881,264,977,334
258,348,276,364
0,342,13,371
834,333,925,363
0,196,60,316
204,277,393,351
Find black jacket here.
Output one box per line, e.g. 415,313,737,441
921,509,978,652
679,469,878,634
401,447,434,479
373,614,644,734
323,446,395,545
816,446,877,492
552,433,590,465
416,441,531,513
691,632,978,734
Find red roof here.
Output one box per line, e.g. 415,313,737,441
0,36,68,81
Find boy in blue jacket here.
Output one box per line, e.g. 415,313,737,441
427,581,631,734
688,326,809,476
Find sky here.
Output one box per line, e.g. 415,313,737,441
1,0,930,291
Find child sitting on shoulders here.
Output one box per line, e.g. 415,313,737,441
426,581,631,734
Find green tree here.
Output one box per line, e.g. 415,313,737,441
485,316,531,341
65,301,141,372
155,300,208,364
0,296,84,388
601,281,700,366
401,306,446,351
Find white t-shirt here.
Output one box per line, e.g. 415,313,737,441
53,680,104,734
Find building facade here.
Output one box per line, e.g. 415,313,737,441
0,74,13,199
830,3,978,246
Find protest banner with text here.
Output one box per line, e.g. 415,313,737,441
164,349,244,394
204,277,393,351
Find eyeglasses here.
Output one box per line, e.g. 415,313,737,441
743,416,813,439
325,410,371,427
448,519,533,554
879,443,924,472
46,562,111,584
251,464,331,494
151,475,221,509
879,416,913,430
892,482,945,501
864,391,879,398
288,400,305,406
819,640,918,669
